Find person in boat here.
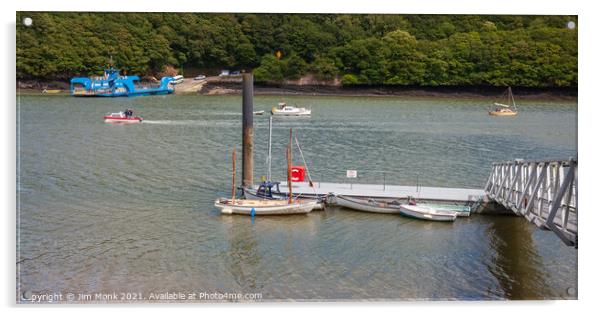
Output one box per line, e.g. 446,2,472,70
124,109,133,118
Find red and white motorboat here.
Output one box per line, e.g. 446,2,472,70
103,112,143,123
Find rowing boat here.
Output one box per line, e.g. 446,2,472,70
399,204,457,222
417,203,471,217
334,195,401,214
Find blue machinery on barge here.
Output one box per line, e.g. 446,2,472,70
70,67,176,97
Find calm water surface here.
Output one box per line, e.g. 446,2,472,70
17,94,577,301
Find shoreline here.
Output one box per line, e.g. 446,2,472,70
202,82,577,100
16,80,578,101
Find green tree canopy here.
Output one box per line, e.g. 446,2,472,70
17,12,577,87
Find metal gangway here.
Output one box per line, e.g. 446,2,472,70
484,158,577,246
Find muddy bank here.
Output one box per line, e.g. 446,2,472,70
17,79,577,101
199,81,577,100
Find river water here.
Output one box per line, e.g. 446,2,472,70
17,94,577,301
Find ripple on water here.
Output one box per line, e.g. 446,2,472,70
17,95,577,300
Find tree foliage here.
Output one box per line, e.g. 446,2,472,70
16,12,577,87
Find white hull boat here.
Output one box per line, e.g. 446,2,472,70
334,195,400,214
399,204,458,222
214,198,318,215
271,102,311,116
417,203,471,217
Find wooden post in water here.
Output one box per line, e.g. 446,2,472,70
242,73,254,188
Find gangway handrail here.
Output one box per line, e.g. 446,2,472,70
484,158,577,247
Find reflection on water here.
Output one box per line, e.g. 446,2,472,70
17,94,577,300
485,215,573,299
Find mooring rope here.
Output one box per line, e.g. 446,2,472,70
294,136,317,196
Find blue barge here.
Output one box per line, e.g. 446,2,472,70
70,68,176,97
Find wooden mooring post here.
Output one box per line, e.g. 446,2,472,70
242,73,254,188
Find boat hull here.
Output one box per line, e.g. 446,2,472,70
272,112,311,116
214,198,317,215
104,117,143,123
418,203,471,217
488,111,517,116
75,90,173,97
334,195,400,214
242,187,324,210
271,108,311,116
400,205,457,222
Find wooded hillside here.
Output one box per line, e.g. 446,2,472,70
16,13,577,87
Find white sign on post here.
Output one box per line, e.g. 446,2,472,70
346,170,357,178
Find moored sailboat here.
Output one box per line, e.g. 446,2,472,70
215,129,317,215
489,87,518,116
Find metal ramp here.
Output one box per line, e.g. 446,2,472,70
484,158,577,247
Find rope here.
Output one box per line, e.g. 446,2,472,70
294,136,317,196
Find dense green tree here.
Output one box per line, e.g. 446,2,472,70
253,54,284,83
16,12,577,87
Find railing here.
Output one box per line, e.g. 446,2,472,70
484,158,577,246
265,168,426,191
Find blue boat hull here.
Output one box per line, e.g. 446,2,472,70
74,89,174,97
70,68,176,97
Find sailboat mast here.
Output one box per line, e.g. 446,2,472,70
267,115,272,182
287,128,293,204
509,87,517,109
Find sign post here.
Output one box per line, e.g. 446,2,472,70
346,170,357,189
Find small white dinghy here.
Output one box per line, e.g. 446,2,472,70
399,204,458,222
334,195,401,214
418,203,471,217
214,198,317,215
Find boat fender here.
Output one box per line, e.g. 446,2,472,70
250,208,256,217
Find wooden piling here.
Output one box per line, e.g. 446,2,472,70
242,73,254,188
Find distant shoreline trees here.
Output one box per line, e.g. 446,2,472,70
16,13,577,88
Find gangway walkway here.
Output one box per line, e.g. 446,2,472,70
484,158,577,246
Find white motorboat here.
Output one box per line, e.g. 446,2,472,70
271,102,311,116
